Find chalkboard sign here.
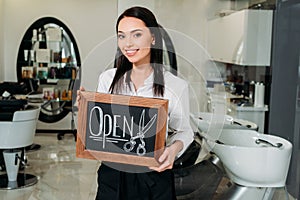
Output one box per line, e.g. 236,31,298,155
76,91,168,167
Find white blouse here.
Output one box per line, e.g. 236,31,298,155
97,68,194,158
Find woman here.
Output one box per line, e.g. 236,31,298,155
78,6,194,200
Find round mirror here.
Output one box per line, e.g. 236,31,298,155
16,17,81,123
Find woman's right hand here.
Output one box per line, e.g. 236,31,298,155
76,86,85,107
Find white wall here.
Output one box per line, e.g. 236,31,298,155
118,0,154,14
1,0,231,112
118,0,231,112
2,0,117,89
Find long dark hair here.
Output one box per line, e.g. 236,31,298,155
109,6,164,96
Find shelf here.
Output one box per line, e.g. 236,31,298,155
21,66,77,80
19,61,77,66
16,18,81,124
22,40,63,43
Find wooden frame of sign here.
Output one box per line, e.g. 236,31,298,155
76,91,168,167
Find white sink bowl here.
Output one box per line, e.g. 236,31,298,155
190,112,258,133
206,129,292,187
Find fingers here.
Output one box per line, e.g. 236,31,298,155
77,86,85,95
149,160,172,172
149,141,183,172
79,86,85,91
158,148,168,163
149,147,174,172
76,86,85,106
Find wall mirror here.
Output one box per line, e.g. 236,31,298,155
16,17,81,123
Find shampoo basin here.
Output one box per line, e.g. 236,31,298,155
206,129,292,187
190,112,258,133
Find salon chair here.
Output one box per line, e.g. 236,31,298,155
0,105,40,189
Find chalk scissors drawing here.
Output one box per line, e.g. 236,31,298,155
123,113,157,156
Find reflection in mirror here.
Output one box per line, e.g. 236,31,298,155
16,17,81,123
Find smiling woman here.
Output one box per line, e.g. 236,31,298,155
77,6,194,200
117,18,154,91
117,17,154,68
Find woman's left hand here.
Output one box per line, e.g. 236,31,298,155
149,140,183,172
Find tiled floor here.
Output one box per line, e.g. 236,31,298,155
0,133,99,200
0,133,295,200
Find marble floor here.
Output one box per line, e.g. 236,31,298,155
0,133,295,200
0,133,99,200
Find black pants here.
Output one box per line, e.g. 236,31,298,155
95,163,176,200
